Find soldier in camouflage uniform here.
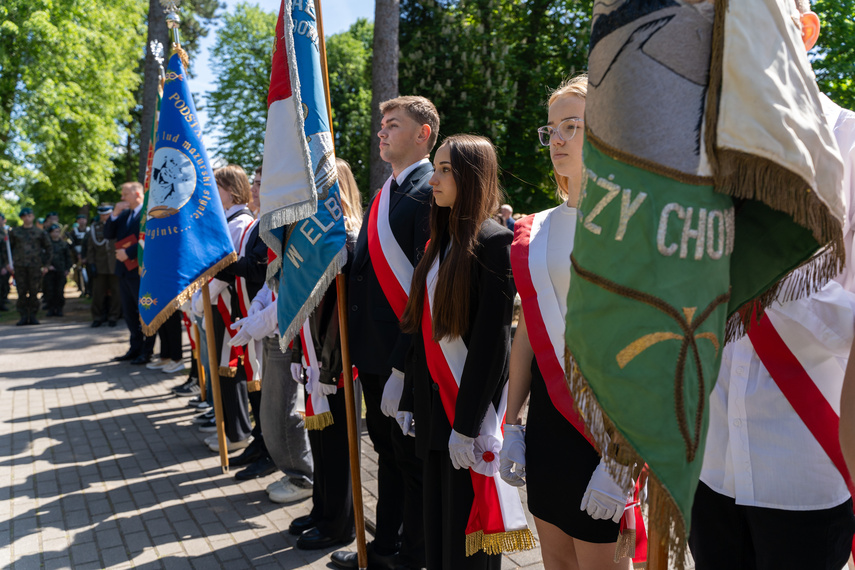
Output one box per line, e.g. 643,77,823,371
0,213,9,311
44,223,73,317
86,205,120,327
8,207,51,325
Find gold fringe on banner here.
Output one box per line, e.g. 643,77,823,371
464,529,536,557
247,380,261,393
219,366,237,378
304,412,334,431
140,252,237,336
565,347,690,570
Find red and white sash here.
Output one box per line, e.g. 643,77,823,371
216,290,239,378
235,219,262,388
421,253,535,556
748,297,855,556
367,176,412,318
511,209,646,565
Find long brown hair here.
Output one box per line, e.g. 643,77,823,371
400,134,501,341
336,157,363,233
214,164,251,206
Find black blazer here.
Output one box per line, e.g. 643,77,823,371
401,219,516,458
348,162,433,376
103,208,141,278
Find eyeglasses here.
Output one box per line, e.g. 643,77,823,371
537,118,583,147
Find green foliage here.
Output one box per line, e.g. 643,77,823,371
813,0,855,110
205,2,276,169
0,0,146,212
399,0,593,213
327,19,373,197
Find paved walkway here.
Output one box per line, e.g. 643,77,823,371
0,296,544,569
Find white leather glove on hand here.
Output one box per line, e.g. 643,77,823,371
248,299,264,317
499,424,526,487
290,363,304,384
580,459,630,523
396,411,415,437
448,429,477,470
228,320,253,347
380,369,405,417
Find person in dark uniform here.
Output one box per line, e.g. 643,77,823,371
0,212,10,311
333,96,439,570
86,205,121,327
8,207,51,325
104,181,155,364
70,214,90,297
43,223,73,317
289,158,363,551
399,134,516,570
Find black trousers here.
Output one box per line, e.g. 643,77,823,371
308,388,355,540
423,449,501,570
91,272,120,322
361,372,425,567
211,308,251,443
42,270,65,311
689,481,855,570
156,311,183,361
118,271,155,357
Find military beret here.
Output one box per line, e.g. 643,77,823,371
19,207,33,216
48,223,61,231
46,211,58,217
76,214,86,220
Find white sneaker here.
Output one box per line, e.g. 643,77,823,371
146,358,170,370
268,479,313,504
205,435,252,454
161,360,185,373
266,476,288,495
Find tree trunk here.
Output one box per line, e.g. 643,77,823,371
369,0,399,194
138,0,170,184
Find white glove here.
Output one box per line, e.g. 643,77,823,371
314,373,337,397
448,429,477,470
191,290,204,317
380,369,405,417
248,299,264,317
304,365,318,392
499,424,526,487
228,319,253,347
290,362,304,384
580,459,630,523
396,411,415,437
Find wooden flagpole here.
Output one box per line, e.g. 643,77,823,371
647,483,668,570
202,282,229,473
315,1,368,567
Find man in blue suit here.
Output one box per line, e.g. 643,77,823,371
104,181,155,364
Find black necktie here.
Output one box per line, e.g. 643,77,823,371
389,178,399,194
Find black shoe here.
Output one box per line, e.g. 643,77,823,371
331,544,399,570
297,528,355,551
113,350,137,362
46,309,55,317
55,309,63,317
0,305,9,311
193,409,215,423
28,315,39,325
107,320,117,327
16,316,28,326
230,439,264,467
234,455,276,480
288,514,316,536
131,354,152,365
91,321,102,328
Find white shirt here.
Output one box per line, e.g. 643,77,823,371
700,281,855,510
394,158,431,186
823,94,855,291
545,202,576,319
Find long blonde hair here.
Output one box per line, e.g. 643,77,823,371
336,158,363,233
548,74,587,201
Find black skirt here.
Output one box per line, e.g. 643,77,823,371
525,360,621,543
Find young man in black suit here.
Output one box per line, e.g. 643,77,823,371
104,181,155,365
328,96,438,570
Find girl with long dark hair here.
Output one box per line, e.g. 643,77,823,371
399,134,533,569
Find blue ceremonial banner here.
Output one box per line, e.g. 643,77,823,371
138,52,237,335
260,0,347,349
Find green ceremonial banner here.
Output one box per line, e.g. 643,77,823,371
566,140,731,539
